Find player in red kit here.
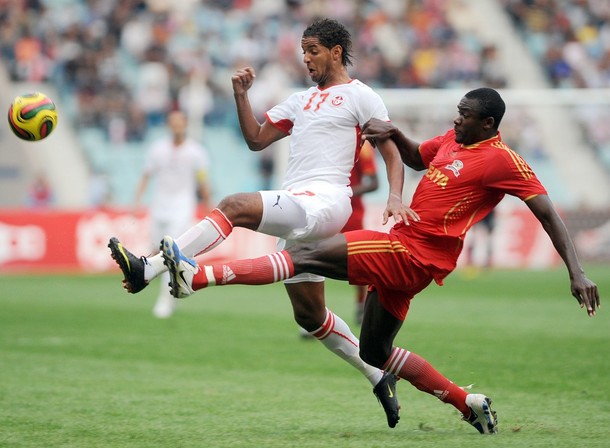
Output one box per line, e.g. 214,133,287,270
161,88,600,434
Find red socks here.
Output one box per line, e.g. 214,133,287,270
192,251,294,289
384,347,469,415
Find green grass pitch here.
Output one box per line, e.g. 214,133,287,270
1,266,608,448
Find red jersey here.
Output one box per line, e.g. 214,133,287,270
392,130,547,282
342,143,378,232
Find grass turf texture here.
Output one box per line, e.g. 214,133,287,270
1,266,608,448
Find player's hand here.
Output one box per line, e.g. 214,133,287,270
570,274,600,317
362,118,397,145
232,67,256,95
382,194,420,226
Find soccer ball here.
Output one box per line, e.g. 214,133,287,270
8,92,58,141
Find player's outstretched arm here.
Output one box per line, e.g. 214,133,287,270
232,67,286,151
375,138,420,226
362,118,425,171
526,194,600,316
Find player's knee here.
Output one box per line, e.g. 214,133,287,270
217,193,261,228
359,339,388,369
217,193,247,215
293,309,318,332
290,295,326,332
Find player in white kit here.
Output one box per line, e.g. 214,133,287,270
133,110,211,318
109,19,413,427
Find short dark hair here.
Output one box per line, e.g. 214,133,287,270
464,87,506,129
302,18,353,67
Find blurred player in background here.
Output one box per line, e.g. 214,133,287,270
160,88,600,435
28,172,54,208
462,209,495,278
342,141,379,324
109,18,411,428
133,110,211,318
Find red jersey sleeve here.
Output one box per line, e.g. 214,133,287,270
484,145,547,200
418,130,452,168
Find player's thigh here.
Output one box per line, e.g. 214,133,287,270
288,234,350,281
257,190,308,238
258,187,351,241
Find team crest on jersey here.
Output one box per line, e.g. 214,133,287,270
445,159,464,177
331,95,344,106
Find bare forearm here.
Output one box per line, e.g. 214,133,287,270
362,118,424,171
234,93,265,151
528,195,583,278
542,213,584,279
134,176,148,208
391,129,424,171
527,194,599,316
198,185,211,209
378,140,404,199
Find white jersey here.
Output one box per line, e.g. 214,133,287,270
265,79,389,191
143,137,209,221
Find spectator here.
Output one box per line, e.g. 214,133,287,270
28,172,54,208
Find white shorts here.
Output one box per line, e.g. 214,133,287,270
257,183,352,284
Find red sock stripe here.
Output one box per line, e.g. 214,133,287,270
312,309,334,339
268,251,293,281
311,310,358,348
206,208,233,238
383,347,410,376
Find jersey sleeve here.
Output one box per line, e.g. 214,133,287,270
484,148,548,200
418,132,449,168
265,91,300,134
354,84,389,125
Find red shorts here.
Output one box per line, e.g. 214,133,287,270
345,229,434,321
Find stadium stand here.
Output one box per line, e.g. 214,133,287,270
0,0,609,207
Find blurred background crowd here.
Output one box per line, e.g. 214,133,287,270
2,0,509,136
0,0,609,206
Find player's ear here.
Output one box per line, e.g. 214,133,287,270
331,44,343,62
482,116,495,130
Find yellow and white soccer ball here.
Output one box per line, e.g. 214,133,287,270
8,92,58,141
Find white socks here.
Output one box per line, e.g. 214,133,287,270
310,309,383,386
144,209,233,283
177,209,233,257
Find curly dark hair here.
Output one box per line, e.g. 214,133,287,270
465,87,506,129
302,18,353,67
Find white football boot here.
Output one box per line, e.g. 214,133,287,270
160,235,198,299
463,393,498,434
